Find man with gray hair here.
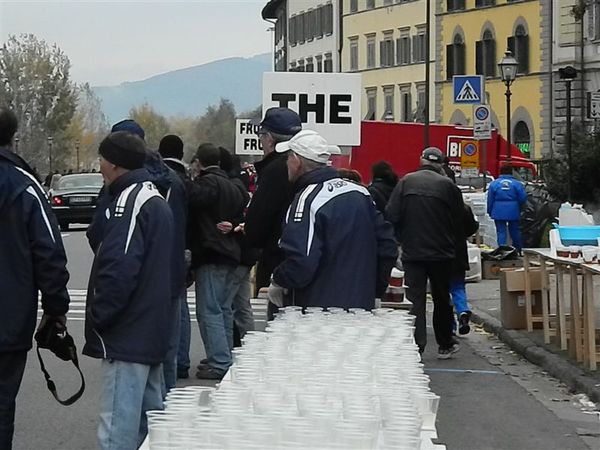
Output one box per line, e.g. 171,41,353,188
270,130,398,310
386,147,465,359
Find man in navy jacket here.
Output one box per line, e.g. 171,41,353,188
84,131,174,450
0,108,70,450
271,130,398,310
487,165,528,252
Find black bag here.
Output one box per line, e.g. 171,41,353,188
34,319,85,406
481,245,519,261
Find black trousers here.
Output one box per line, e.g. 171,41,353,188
403,261,455,351
0,351,27,450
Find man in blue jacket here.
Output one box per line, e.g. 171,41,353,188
271,130,398,310
0,108,70,450
487,165,528,253
84,131,174,450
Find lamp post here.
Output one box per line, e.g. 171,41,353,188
498,50,519,164
47,136,54,174
558,66,578,202
75,139,80,172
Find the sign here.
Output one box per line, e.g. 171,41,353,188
235,119,263,156
453,75,484,104
460,140,480,171
588,91,600,119
262,72,362,145
473,104,492,140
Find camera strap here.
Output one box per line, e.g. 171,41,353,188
36,345,86,406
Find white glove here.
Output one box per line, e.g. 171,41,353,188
267,281,287,307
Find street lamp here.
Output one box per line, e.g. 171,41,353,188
559,65,578,202
47,136,54,173
498,50,519,164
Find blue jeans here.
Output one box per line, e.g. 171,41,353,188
0,351,27,450
495,219,523,251
232,266,255,340
98,360,164,450
162,291,182,395
195,264,237,372
449,275,470,316
178,289,191,373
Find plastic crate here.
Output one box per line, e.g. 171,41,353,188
554,225,600,246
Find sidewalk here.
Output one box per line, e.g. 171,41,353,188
466,279,600,403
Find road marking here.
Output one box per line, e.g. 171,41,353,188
424,368,503,375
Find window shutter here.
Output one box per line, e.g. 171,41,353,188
390,40,395,66
457,44,465,75
517,34,529,74
475,40,483,75
407,37,412,63
396,38,402,65
289,17,296,45
413,36,419,62
316,8,323,38
380,41,385,66
446,44,454,79
486,38,496,76
326,4,333,35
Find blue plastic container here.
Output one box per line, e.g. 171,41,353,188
553,225,600,246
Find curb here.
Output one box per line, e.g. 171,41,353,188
470,307,600,404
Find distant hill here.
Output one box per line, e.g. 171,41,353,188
93,53,271,123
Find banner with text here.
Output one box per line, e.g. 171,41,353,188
262,72,362,146
235,119,263,156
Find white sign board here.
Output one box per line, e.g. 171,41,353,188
461,167,480,178
262,72,362,146
589,92,600,119
235,119,263,156
473,104,491,140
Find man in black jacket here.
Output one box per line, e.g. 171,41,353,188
188,144,245,380
84,131,174,450
244,107,302,316
386,147,465,359
0,108,70,450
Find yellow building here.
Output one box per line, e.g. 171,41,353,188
437,0,547,159
341,0,435,123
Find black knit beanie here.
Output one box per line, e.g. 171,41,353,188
99,131,147,170
158,134,184,160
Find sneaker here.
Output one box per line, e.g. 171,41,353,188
437,343,460,360
196,358,209,370
195,366,226,380
458,311,471,335
177,369,189,379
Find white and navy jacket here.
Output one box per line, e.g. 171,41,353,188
0,147,70,352
84,169,174,365
273,167,398,310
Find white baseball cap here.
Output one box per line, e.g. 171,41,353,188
275,129,331,164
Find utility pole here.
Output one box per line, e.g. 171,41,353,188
423,0,431,148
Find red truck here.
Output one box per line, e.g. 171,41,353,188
332,121,536,183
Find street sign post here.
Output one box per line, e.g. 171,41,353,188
453,75,484,104
460,140,480,177
473,104,492,140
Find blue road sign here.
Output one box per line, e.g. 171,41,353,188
453,76,484,104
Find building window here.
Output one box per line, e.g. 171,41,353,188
290,16,297,46
316,7,323,38
384,0,393,5
366,88,377,120
413,27,426,63
400,85,412,122
588,2,600,41
447,0,465,11
383,86,394,121
297,59,305,72
380,32,395,68
475,0,495,6
306,57,314,72
289,61,297,71
508,25,529,75
323,3,333,36
350,0,358,12
298,14,305,44
397,28,411,65
350,38,359,71
367,34,376,69
415,84,426,123
513,121,531,155
446,33,466,79
316,55,323,72
367,0,375,9
476,29,496,77
324,53,333,72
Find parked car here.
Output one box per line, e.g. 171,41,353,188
47,173,104,230
455,173,495,192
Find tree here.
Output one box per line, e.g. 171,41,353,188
129,103,169,149
195,98,237,150
543,123,600,205
0,34,77,173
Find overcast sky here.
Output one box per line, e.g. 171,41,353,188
0,0,273,86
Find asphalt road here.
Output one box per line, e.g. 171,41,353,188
12,228,597,449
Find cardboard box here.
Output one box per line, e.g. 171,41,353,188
501,268,542,292
482,259,523,280
499,270,543,329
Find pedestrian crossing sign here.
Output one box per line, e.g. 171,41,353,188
453,76,484,104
